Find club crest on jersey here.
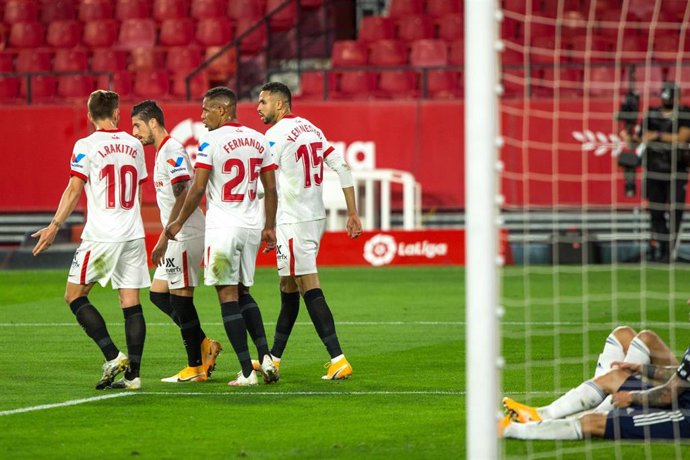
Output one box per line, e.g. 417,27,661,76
71,153,85,163
167,157,183,167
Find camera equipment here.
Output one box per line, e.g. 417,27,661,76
616,90,641,197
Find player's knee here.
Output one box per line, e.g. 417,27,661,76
579,413,607,438
612,325,636,351
636,329,661,348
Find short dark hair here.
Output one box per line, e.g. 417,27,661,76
88,90,119,121
261,81,291,108
204,86,237,107
131,100,165,127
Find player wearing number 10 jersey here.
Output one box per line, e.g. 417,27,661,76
167,87,279,387
32,90,149,390
257,81,363,380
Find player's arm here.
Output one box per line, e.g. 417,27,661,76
259,168,277,253
165,169,209,240
324,147,362,239
152,180,189,265
612,361,678,382
32,176,85,256
627,374,690,408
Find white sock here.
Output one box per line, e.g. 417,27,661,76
504,419,583,440
623,337,651,365
593,394,614,413
538,380,607,420
594,333,625,378
331,354,344,364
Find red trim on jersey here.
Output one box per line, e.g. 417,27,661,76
206,246,210,269
170,175,191,184
70,171,88,182
283,114,298,119
182,250,189,288
138,177,148,184
80,250,91,284
289,238,295,277
323,146,335,158
223,122,242,127
195,163,212,170
158,136,171,152
96,129,123,133
260,164,278,173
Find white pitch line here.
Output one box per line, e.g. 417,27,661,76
138,390,464,396
0,393,135,417
0,321,464,327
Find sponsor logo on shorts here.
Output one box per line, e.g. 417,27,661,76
276,244,288,268
363,234,448,267
165,257,182,274
71,250,80,269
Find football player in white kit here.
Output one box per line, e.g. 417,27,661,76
257,82,363,380
166,87,279,386
131,100,222,383
32,90,150,390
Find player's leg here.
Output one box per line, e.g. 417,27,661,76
596,408,690,440
217,284,257,386
670,176,687,260
647,177,668,262
500,415,585,440
504,367,632,422
238,283,278,383
594,325,636,378
625,329,678,367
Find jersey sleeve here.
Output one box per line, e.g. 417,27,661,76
195,136,215,171
260,136,277,172
166,143,192,184
322,136,354,188
265,128,282,167
676,347,690,382
70,139,89,182
137,142,148,184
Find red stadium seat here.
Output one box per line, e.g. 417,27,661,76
410,39,448,67
153,0,190,20
129,47,166,71
333,70,376,99
0,51,15,71
16,49,52,72
529,36,559,64
377,70,419,98
83,20,119,48
116,0,151,19
449,41,463,66
426,70,462,99
171,71,208,99
0,77,21,101
57,75,96,99
298,71,334,99
21,76,57,101
79,0,114,21
191,0,226,19
196,17,234,47
427,0,461,17
228,0,264,21
369,39,408,66
134,70,170,98
300,0,323,8
567,35,612,63
41,0,76,22
204,46,237,82
91,49,128,72
159,18,195,47
396,15,435,43
586,66,620,97
4,0,39,23
388,0,424,18
437,14,463,42
533,67,584,98
501,47,525,66
46,20,83,49
9,22,44,48
166,47,202,73
236,20,267,55
119,19,157,50
267,0,297,31
97,71,133,97
358,16,396,44
331,40,367,67
502,68,525,98
54,48,89,72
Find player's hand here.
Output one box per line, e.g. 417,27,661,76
165,221,182,241
31,225,59,256
611,361,643,375
151,233,168,266
261,228,276,253
611,391,633,408
346,213,363,239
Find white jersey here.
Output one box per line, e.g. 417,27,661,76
70,129,147,242
196,122,276,230
265,114,349,224
153,136,204,240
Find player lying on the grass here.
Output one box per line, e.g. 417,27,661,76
500,327,690,440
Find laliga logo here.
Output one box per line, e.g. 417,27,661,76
363,234,449,267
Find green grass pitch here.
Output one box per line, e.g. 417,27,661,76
2,266,690,459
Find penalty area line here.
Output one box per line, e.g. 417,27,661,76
0,393,135,417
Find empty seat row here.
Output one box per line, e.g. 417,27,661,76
332,39,462,68
502,0,688,22
359,13,461,44
387,0,461,19
297,69,463,100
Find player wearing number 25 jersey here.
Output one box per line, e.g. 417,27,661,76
167,87,279,387
32,90,149,391
257,81,363,380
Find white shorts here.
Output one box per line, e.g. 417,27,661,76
276,219,326,277
68,239,151,289
152,236,204,289
204,227,261,287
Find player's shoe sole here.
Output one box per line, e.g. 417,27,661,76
109,377,141,390
498,415,512,438
161,366,207,383
201,338,222,378
259,355,280,384
322,356,352,380
502,397,542,423
95,352,129,390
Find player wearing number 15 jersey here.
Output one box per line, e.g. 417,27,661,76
32,90,149,390
257,81,363,380
167,87,279,387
